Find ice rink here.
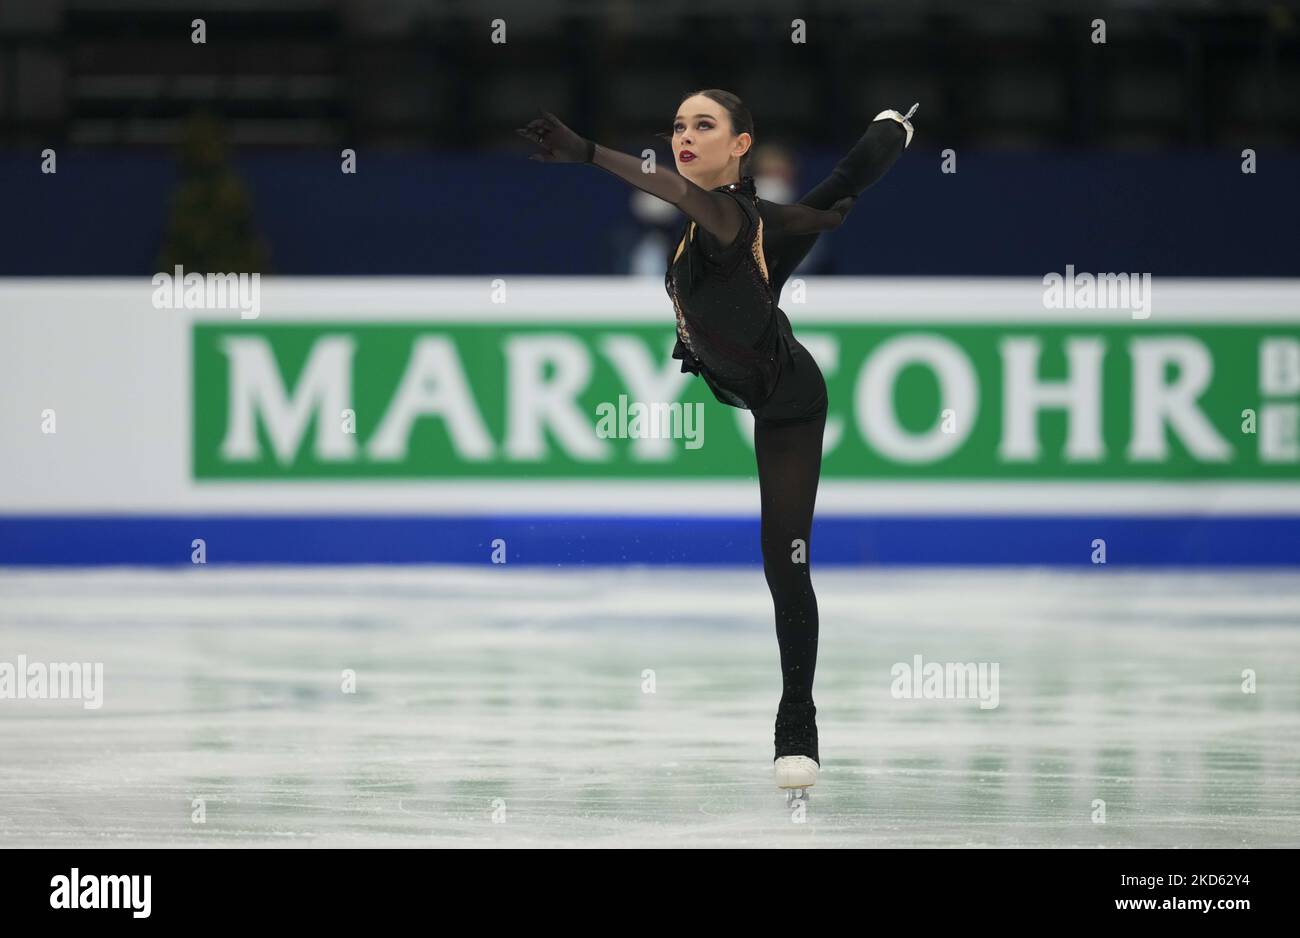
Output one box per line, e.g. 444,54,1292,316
1,566,1297,848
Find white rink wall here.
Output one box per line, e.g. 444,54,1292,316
2,277,1298,565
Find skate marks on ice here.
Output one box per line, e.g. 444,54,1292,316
0,567,1297,847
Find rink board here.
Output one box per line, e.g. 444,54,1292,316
2,277,1298,565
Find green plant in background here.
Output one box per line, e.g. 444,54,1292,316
158,112,270,273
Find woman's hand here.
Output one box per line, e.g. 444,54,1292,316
829,195,855,225
515,110,594,163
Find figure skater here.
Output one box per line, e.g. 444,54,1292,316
517,89,914,801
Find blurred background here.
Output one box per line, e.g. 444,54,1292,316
1,0,1298,276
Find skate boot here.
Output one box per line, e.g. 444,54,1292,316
773,698,819,805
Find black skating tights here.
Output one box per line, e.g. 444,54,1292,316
754,412,826,708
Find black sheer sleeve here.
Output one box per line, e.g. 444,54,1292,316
516,110,748,248
763,198,854,236
589,144,747,248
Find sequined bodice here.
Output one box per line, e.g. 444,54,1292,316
664,175,788,410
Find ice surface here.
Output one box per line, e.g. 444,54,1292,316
1,566,1297,847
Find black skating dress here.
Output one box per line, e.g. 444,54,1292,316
665,174,828,425
589,119,910,424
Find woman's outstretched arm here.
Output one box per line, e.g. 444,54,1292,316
798,105,917,211
765,105,917,296
516,110,747,249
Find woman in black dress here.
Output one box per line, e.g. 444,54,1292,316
517,90,914,798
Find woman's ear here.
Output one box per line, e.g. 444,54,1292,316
734,132,753,162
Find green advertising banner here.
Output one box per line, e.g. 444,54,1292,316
193,322,1300,480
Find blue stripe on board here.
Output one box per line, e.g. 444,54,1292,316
1,516,1297,566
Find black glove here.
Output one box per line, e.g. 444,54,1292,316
515,110,595,164
829,195,855,224
873,103,919,148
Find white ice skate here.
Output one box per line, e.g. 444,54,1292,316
775,755,818,805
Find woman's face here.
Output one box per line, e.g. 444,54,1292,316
672,95,750,183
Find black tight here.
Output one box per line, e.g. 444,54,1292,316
754,412,826,706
